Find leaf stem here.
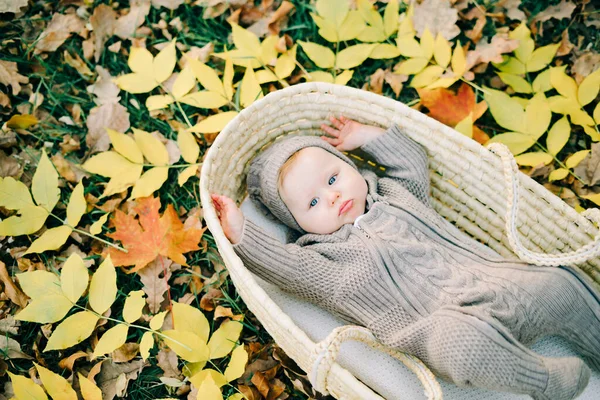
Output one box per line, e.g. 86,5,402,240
159,83,194,128
533,142,587,185
48,213,127,252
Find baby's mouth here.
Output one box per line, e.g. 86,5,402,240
339,199,353,216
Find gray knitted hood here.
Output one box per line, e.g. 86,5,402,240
246,134,358,234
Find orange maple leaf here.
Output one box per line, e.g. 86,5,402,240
106,197,205,273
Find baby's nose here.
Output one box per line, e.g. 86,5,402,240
328,191,341,205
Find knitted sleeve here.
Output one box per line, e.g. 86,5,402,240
360,123,431,205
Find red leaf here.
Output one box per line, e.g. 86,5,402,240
417,82,488,127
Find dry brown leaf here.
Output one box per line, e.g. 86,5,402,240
111,343,139,363
108,41,122,53
0,261,28,308
35,13,85,53
51,152,79,182
0,91,10,108
115,0,151,39
266,378,286,400
0,130,17,149
96,359,146,400
90,4,117,62
85,102,130,152
58,350,88,371
60,245,95,268
199,287,224,312
213,305,234,320
152,0,184,10
465,33,519,70
157,348,182,378
556,29,574,57
238,385,261,400
0,60,28,96
572,51,600,84
573,143,600,186
180,43,214,69
0,0,28,13
532,0,576,24
82,37,94,60
0,150,21,178
0,315,19,336
137,256,174,313
412,0,459,40
251,371,270,398
365,68,385,95
87,66,121,106
63,50,94,79
465,15,486,43
60,134,81,154
496,0,526,22
0,336,32,360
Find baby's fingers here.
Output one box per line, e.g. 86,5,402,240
320,124,340,137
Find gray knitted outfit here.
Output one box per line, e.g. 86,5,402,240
232,124,600,399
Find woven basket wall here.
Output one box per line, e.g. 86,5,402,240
200,82,600,399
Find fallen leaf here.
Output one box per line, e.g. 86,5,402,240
0,261,28,308
63,50,94,78
200,288,224,312
157,348,182,378
412,0,459,40
572,51,600,85
58,350,88,371
85,102,130,152
0,150,21,178
35,13,85,53
251,371,270,398
573,143,600,186
96,359,146,400
418,83,488,127
90,4,117,62
465,33,519,70
151,0,184,11
115,0,151,39
137,256,173,313
107,196,202,273
0,60,29,95
497,0,526,22
111,343,139,363
0,0,28,13
0,315,20,335
532,0,576,24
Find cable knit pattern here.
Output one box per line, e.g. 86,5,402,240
232,124,600,399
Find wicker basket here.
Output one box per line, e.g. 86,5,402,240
199,82,600,399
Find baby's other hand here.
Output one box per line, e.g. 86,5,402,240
211,194,245,244
320,115,385,152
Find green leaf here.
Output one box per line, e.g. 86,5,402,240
89,256,117,314
92,324,128,359
0,177,34,210
66,181,86,227
45,311,99,351
61,253,89,303
32,150,60,212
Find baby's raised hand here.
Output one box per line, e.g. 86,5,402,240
211,193,245,244
320,115,385,152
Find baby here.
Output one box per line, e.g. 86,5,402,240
211,116,600,399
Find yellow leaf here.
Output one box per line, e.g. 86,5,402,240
486,132,536,155
183,361,208,378
146,95,174,111
423,77,458,90
255,69,279,84
514,152,553,167
227,395,245,400
45,311,99,351
532,68,552,93
24,225,73,255
550,66,578,101
549,168,569,182
35,362,77,400
195,374,222,400
396,36,423,58
0,177,34,210
15,294,72,323
451,41,466,77
77,373,103,400
188,112,238,134
107,129,143,164
369,43,401,59
89,255,117,314
177,130,199,163
526,43,559,73
6,114,38,129
130,166,169,200
115,73,159,94
187,59,225,94
102,163,143,198
0,204,48,236
570,108,595,127
334,70,354,85
512,30,534,64
82,151,136,177
595,102,600,123
260,35,279,66
178,165,198,186
275,45,297,79
483,88,525,133
497,73,532,94
383,0,399,37
150,311,168,330
173,66,196,99
419,28,434,61
61,253,88,303
180,91,229,109
17,270,62,298
298,41,335,69
153,40,177,84
316,0,348,27
8,372,48,400
582,193,600,207
208,320,243,359
336,43,376,69
223,56,233,100
90,213,109,235
578,68,600,106
240,67,263,108
357,0,382,29
454,113,473,138
305,70,334,83
123,290,145,323
357,26,385,43
546,116,570,156
32,150,59,212
172,302,210,342
410,65,444,88
338,11,367,42
93,324,128,359
494,56,526,75
524,92,551,139
433,33,451,69
162,330,210,362
565,150,590,169
190,369,227,389
140,331,154,361
66,181,86,227
128,47,153,75
224,345,248,382
133,128,169,165
394,57,429,75
213,49,261,69
230,23,262,63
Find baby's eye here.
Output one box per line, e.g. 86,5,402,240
329,174,337,185
310,198,318,208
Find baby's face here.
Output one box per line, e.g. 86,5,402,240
279,147,368,234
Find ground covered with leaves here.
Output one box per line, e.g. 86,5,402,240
0,0,599,399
